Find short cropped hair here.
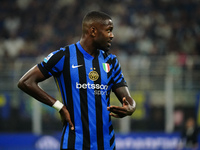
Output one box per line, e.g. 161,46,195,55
82,11,111,23
82,11,111,34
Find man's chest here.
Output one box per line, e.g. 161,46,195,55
68,58,112,86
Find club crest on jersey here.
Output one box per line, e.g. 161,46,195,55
102,63,110,73
89,71,99,81
44,53,53,63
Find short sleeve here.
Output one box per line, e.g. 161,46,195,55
37,48,66,78
111,56,127,92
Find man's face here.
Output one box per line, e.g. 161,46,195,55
94,19,114,51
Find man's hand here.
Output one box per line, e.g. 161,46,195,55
59,106,74,130
107,97,136,118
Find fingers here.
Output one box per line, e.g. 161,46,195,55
107,105,128,118
109,113,120,118
65,116,74,130
122,97,130,106
62,119,74,130
109,112,126,118
107,97,133,118
108,106,127,114
60,107,74,130
69,120,74,130
63,119,74,130
122,97,127,103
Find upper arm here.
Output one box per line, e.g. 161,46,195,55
18,65,47,88
18,48,65,96
17,65,57,107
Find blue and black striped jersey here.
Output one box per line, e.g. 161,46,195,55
38,41,127,150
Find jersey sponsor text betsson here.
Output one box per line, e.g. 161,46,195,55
76,82,108,90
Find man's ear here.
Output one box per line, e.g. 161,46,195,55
89,26,97,37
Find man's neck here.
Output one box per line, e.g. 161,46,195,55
79,38,98,57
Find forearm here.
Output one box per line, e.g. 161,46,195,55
126,96,136,113
108,86,136,118
18,81,56,107
18,65,57,107
115,86,135,106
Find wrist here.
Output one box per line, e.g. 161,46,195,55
52,100,64,112
132,100,136,108
128,100,136,111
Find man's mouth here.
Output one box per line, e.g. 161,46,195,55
108,41,112,47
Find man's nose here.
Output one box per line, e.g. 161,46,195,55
110,32,114,38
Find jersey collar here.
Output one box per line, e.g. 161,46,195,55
76,41,100,60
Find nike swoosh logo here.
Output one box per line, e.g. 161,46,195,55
72,64,83,68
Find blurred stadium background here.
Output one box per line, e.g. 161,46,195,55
0,0,200,149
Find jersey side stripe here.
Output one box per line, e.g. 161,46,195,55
76,45,90,149
60,125,67,150
110,134,115,147
93,56,104,150
64,45,75,149
54,77,65,105
109,124,113,134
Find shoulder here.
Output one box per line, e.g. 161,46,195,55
50,44,75,56
100,50,117,60
47,46,68,56
43,44,76,63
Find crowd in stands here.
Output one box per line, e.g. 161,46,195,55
0,0,200,133
0,0,200,59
